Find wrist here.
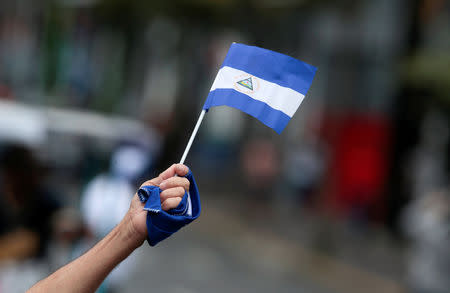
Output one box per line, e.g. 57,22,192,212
118,213,145,250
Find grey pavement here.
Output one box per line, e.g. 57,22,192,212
121,197,406,293
123,231,324,293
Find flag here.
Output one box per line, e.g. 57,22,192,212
203,43,317,134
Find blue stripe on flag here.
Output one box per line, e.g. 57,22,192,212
203,89,291,134
221,43,316,96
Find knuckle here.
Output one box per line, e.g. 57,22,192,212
162,198,177,210
171,197,181,207
176,164,187,173
177,186,185,196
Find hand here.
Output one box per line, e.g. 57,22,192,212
124,164,190,246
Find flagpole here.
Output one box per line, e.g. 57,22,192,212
179,110,206,164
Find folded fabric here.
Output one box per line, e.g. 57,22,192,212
137,169,201,246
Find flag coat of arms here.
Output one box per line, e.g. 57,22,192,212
203,43,317,133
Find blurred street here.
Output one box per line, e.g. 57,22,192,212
123,195,406,293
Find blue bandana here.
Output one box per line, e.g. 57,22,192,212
137,169,201,246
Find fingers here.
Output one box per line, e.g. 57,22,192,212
160,186,185,203
138,163,189,212
160,176,190,191
161,197,182,211
158,164,189,181
139,164,189,188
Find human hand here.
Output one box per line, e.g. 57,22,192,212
123,164,190,246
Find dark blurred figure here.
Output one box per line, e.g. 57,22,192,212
0,144,60,261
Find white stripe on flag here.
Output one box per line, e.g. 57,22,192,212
210,66,305,117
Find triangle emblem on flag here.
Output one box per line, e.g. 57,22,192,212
236,77,253,91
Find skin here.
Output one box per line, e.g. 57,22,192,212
28,164,190,293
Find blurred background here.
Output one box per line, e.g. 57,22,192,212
0,0,449,292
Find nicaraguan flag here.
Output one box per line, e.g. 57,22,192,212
203,43,317,133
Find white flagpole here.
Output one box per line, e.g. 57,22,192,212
179,110,206,164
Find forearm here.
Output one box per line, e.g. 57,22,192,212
28,214,143,293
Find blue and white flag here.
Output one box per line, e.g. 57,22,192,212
203,43,317,133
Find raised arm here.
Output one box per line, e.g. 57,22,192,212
28,164,190,293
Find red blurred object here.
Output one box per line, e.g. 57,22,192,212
322,113,391,220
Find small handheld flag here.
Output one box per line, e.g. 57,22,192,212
180,43,316,164
203,43,317,134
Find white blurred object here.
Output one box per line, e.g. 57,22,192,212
401,190,450,292
402,108,450,292
0,100,152,144
81,175,132,238
0,101,47,147
0,99,151,138
110,146,151,181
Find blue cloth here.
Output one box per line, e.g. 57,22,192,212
137,169,201,246
203,43,317,134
